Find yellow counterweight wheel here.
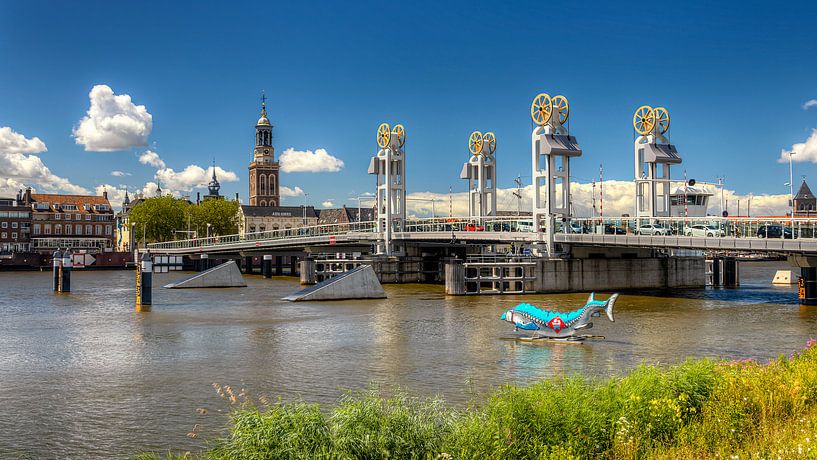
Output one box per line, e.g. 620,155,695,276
377,122,391,149
469,131,484,155
530,93,552,126
633,105,656,135
551,95,569,124
653,107,670,134
482,132,496,154
392,124,406,147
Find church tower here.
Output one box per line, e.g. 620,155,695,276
248,94,280,206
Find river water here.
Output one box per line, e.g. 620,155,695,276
0,261,815,458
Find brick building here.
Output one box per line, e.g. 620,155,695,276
18,188,116,253
0,195,32,253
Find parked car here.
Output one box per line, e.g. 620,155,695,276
684,224,725,237
566,222,584,233
603,224,626,235
636,224,671,236
756,225,796,239
465,223,484,232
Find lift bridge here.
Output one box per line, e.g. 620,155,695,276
147,96,817,304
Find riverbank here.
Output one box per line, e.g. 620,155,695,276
141,340,817,459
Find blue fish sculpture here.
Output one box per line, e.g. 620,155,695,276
500,293,618,338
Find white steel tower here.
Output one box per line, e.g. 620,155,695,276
530,93,582,256
368,123,407,255
460,130,497,221
632,105,681,220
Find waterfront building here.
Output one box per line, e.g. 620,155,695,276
22,188,116,253
794,180,816,217
248,96,280,206
114,190,139,252
317,206,376,226
0,195,32,253
237,205,318,235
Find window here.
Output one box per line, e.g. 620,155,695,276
33,224,40,235
85,214,91,221
75,224,82,235
1,232,5,239
44,224,51,235
65,224,72,235
105,225,111,235
1,222,6,228
11,222,17,229
85,224,92,235
55,213,61,220
55,224,62,235
62,204,77,211
11,232,16,239
95,224,102,235
75,214,81,220
65,214,71,221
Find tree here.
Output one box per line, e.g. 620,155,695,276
190,199,239,237
128,196,190,244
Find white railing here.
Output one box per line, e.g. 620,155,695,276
145,215,817,252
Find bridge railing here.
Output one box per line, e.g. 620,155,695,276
403,217,534,233
147,221,378,250
560,216,817,240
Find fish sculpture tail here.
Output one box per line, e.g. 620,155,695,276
605,293,617,322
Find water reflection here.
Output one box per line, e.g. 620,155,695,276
0,261,813,458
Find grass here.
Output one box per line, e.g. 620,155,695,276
140,340,817,459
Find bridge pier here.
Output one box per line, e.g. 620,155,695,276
262,254,272,278
244,256,254,274
787,255,817,305
275,256,283,276
290,256,298,276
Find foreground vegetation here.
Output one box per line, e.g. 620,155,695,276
142,340,817,459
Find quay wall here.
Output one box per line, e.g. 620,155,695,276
536,257,705,293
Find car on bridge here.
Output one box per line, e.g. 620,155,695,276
756,225,796,239
684,224,725,237
635,224,672,236
465,223,485,232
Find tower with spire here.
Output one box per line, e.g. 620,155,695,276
248,92,280,206
203,159,223,201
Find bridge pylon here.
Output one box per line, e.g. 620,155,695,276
368,122,407,255
633,105,681,221
461,130,497,222
530,93,582,256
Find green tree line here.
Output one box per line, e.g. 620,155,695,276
127,196,239,244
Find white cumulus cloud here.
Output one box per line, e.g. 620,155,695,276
778,129,817,163
139,149,166,168
73,84,153,151
0,127,87,196
279,148,344,173
154,165,238,192
0,126,47,154
321,200,334,208
280,186,304,197
803,99,817,110
110,170,129,177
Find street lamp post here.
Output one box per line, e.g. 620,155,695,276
789,151,796,233
206,223,212,239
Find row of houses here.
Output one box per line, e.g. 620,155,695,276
0,187,116,254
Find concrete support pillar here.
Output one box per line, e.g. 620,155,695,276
290,256,298,276
244,256,254,274
801,267,817,306
722,257,739,287
262,254,272,279
300,259,316,285
275,256,283,276
445,261,466,295
59,250,72,293
200,254,209,271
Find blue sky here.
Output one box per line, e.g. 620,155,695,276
1,0,816,214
